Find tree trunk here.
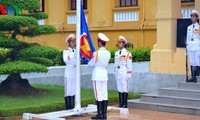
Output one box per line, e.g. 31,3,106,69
11,29,19,39
0,74,46,96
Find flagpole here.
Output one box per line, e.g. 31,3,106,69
75,0,81,111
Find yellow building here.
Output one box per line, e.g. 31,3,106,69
20,0,200,74
21,0,157,49
21,0,195,49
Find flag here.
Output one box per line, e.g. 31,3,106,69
80,3,95,63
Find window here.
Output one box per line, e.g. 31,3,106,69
181,0,195,3
71,0,87,10
120,0,138,7
35,0,45,12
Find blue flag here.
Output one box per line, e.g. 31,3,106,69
80,3,95,63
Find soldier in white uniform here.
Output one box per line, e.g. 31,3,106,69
114,36,132,108
88,33,111,119
63,34,76,110
186,10,200,83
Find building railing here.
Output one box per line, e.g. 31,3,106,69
114,11,139,22
67,14,88,24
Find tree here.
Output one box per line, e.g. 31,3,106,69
0,0,59,96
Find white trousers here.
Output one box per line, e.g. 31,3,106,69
188,51,200,66
93,80,108,101
64,77,76,96
116,78,129,93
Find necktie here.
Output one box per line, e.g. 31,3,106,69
72,50,74,52
119,50,121,55
193,24,195,29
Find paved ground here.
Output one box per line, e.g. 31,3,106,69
2,108,200,120
64,109,200,120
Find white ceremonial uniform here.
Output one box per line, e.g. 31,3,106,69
186,22,200,66
114,48,132,93
63,47,76,96
88,47,111,101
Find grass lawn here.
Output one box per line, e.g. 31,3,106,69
0,85,142,117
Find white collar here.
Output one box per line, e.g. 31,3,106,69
119,48,126,52
99,47,106,50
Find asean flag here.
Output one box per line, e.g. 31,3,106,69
80,3,95,63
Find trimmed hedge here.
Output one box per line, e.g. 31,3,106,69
54,50,65,66
20,12,48,20
0,48,10,64
22,57,54,67
0,36,22,48
0,61,48,75
56,47,151,66
0,0,41,10
128,47,151,62
18,46,59,60
0,36,33,50
0,16,38,31
21,25,57,37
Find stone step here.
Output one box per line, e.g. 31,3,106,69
196,76,200,82
140,94,200,107
178,82,200,90
159,88,200,99
128,99,200,115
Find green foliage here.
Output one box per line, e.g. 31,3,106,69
107,48,151,63
20,12,48,20
21,25,57,37
0,48,10,64
109,58,114,63
0,0,57,77
0,16,38,31
0,35,32,49
128,48,151,62
108,48,117,58
22,57,54,67
0,36,21,48
0,85,142,117
18,46,59,60
54,50,65,66
0,61,48,75
0,0,40,10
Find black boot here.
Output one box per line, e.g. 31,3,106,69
102,100,108,119
118,92,123,108
193,66,197,83
70,95,75,109
187,66,196,82
122,93,128,108
64,96,70,110
91,101,103,119
196,66,200,76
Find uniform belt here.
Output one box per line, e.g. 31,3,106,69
117,66,125,69
67,65,76,68
95,66,106,69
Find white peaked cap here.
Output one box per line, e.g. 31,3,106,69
119,35,128,44
65,34,76,43
191,9,199,18
98,33,109,42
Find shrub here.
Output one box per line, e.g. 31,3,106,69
0,36,22,48
54,50,65,66
22,57,54,67
0,61,48,75
0,48,10,64
128,48,151,62
18,46,60,60
107,47,151,63
108,48,117,58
